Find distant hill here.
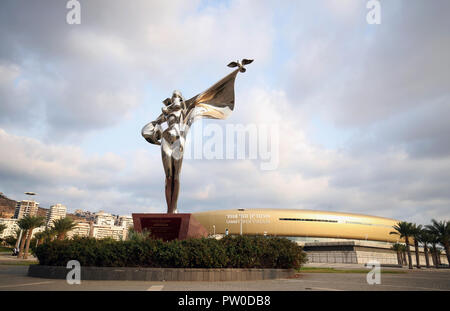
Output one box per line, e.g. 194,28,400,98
0,192,83,221
0,192,16,218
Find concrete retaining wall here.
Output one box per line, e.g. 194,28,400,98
28,265,295,281
304,241,449,266
307,251,358,264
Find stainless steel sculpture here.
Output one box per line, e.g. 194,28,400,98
142,59,253,214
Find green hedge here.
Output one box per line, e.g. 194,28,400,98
35,236,307,269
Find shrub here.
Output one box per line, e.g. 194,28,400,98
4,236,17,248
35,235,307,269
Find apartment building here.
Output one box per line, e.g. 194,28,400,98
13,200,39,219
94,211,115,227
117,215,133,229
66,221,91,239
46,204,67,227
90,224,128,241
0,218,19,239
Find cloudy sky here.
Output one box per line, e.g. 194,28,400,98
0,0,449,225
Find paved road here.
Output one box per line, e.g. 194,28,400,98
0,265,449,291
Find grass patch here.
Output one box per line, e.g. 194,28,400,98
297,267,406,274
0,246,13,253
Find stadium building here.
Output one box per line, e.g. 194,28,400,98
192,209,449,266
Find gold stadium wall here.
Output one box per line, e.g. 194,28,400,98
192,209,403,244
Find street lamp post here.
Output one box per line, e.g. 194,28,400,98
238,208,245,236
14,230,22,249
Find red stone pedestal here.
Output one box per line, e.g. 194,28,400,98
132,213,208,241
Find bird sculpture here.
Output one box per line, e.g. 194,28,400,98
227,59,254,72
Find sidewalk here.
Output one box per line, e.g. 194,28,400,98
303,262,447,272
304,262,369,269
0,252,38,264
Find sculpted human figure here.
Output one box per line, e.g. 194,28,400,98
142,59,253,214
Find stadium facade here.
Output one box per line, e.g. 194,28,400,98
192,209,449,266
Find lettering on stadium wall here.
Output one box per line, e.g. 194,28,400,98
225,213,271,224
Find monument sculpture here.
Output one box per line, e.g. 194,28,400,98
133,59,253,240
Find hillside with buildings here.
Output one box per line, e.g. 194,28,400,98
0,191,133,241
0,192,83,221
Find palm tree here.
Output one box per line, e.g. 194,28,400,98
428,233,440,268
37,228,56,245
34,231,46,246
17,216,32,258
400,244,408,265
435,248,442,265
23,216,45,259
14,228,22,249
411,224,423,268
419,230,432,268
426,219,450,265
428,245,436,267
51,217,76,240
390,221,415,269
391,243,404,265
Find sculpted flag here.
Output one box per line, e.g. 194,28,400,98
185,68,240,126
142,60,252,145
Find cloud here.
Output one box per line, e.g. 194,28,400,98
181,88,450,224
283,1,450,159
0,0,449,227
0,0,274,141
1,83,450,224
0,62,35,127
0,128,142,214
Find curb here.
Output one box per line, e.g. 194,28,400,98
28,265,295,281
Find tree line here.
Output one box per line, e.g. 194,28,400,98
1,216,76,259
390,219,449,269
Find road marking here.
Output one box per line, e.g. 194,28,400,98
0,281,54,288
309,286,343,291
297,279,447,291
147,285,164,291
369,283,447,291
